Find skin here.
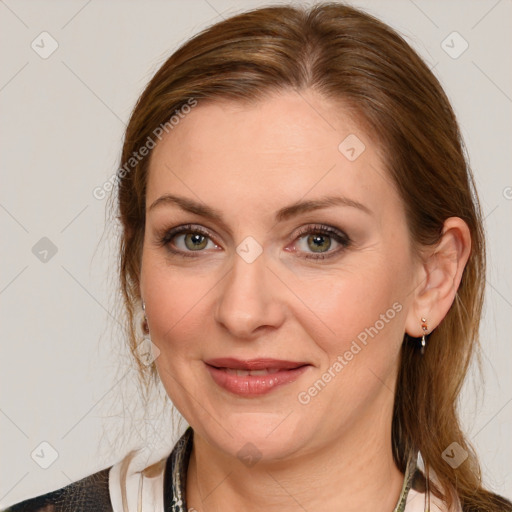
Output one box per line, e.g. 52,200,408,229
140,89,471,512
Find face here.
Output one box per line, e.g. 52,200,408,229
141,90,421,463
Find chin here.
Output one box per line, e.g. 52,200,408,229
192,409,314,464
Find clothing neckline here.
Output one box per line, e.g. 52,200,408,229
162,427,419,512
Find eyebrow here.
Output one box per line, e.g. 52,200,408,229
148,193,372,224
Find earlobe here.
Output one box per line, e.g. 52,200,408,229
405,217,471,338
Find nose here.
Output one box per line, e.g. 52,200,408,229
214,249,286,340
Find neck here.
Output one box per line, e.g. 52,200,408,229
185,409,404,512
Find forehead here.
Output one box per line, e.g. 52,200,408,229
146,90,397,217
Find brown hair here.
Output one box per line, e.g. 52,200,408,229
111,3,510,510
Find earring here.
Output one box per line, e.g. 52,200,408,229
142,300,149,335
420,317,428,355
137,300,159,366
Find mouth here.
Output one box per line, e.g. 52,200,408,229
204,358,311,397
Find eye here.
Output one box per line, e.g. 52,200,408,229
291,224,351,260
157,224,219,257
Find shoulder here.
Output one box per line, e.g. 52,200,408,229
1,467,113,512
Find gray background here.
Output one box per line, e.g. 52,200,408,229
1,0,511,506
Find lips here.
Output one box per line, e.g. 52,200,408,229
204,357,310,396
205,357,308,371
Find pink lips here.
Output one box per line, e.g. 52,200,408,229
204,357,310,396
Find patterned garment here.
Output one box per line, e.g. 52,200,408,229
0,427,453,512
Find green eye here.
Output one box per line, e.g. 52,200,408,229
183,232,209,251
159,224,217,257
306,233,332,253
293,224,351,260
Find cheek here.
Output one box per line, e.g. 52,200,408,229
288,268,407,427
285,256,410,382
144,266,213,352
140,244,231,394
142,260,217,411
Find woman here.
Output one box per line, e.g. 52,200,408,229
3,2,510,511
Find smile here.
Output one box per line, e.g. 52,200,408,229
204,358,311,396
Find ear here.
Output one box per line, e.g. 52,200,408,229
405,217,472,337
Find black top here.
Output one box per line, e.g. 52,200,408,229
1,466,113,512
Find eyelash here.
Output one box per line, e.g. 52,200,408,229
156,223,351,261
